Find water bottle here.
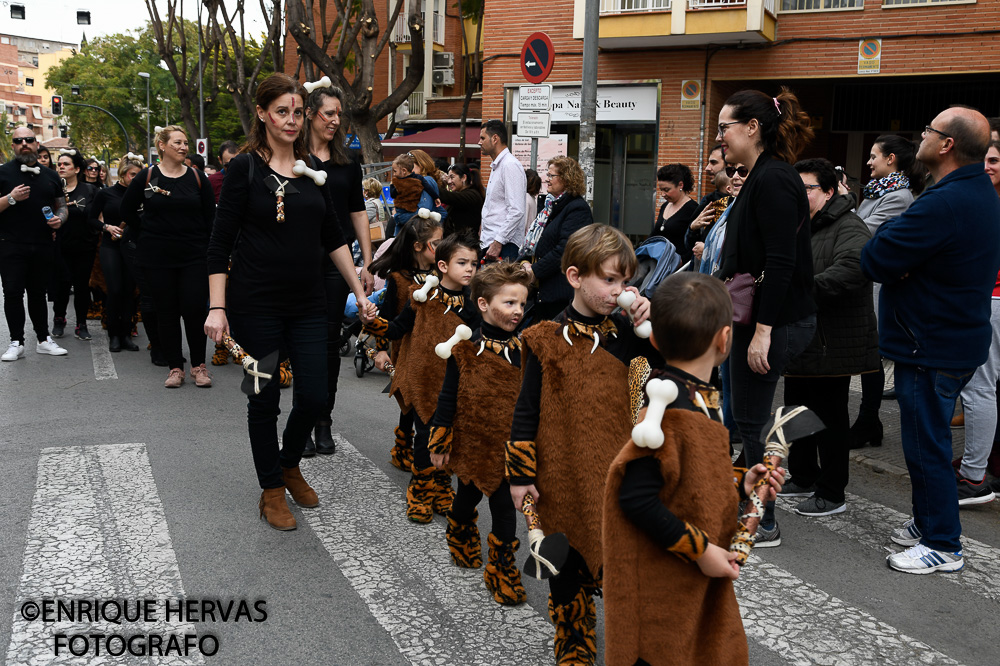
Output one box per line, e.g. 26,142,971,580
42,206,54,220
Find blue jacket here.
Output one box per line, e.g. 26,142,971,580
860,163,1000,369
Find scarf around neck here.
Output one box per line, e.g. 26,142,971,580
863,171,909,200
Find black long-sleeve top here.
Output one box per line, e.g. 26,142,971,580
120,165,216,268
58,181,99,251
715,153,816,328
88,182,128,247
431,321,520,429
652,198,698,264
438,186,484,238
206,153,347,317
379,285,480,341
0,160,62,245
318,155,366,246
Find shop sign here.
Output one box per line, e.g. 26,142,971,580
516,112,551,138
680,80,701,110
513,84,658,123
858,38,881,75
511,134,569,193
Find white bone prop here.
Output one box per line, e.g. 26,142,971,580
417,207,442,223
631,378,679,449
617,291,652,339
435,324,473,359
154,126,164,135
412,274,439,303
292,159,328,186
124,152,145,162
21,164,41,175
304,76,332,94
60,148,77,156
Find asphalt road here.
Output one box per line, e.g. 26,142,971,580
0,297,998,665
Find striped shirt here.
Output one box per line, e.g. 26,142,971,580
479,148,527,249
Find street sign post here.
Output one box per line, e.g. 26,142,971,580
521,33,554,85
196,138,209,160
519,41,554,174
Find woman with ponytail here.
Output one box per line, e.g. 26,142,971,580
714,87,817,546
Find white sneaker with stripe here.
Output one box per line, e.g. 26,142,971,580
886,543,964,574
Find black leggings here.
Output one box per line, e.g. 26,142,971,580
321,269,351,420
549,547,593,605
100,242,135,338
785,375,851,503
142,263,208,370
412,412,432,470
858,362,885,420
0,241,51,343
53,245,95,325
450,479,517,542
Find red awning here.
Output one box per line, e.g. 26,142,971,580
381,126,481,159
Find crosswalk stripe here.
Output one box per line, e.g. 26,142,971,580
738,554,962,665
776,493,1000,604
303,435,553,666
89,327,118,380
6,444,202,665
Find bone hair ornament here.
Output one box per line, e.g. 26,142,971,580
292,160,328,186
59,148,77,156
154,126,164,135
616,291,652,339
304,76,333,94
435,324,473,359
20,164,41,175
630,378,680,449
412,274,440,303
124,152,145,163
417,207,442,223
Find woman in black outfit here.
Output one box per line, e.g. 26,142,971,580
90,154,143,353
205,73,375,531
52,150,99,341
121,125,216,388
651,163,698,263
520,156,593,322
83,158,101,186
439,163,484,238
715,88,817,545
305,84,375,455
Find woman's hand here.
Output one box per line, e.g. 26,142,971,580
744,464,785,501
105,225,124,240
693,241,705,261
623,286,651,326
356,295,377,323
374,351,391,372
747,324,772,374
690,207,714,231
204,309,229,344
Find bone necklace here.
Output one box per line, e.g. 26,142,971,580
264,174,299,223
432,289,464,315
476,334,521,365
561,317,618,354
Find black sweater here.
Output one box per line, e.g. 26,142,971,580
89,182,129,246
0,160,63,245
715,153,816,328
120,166,216,268
438,186,484,238
59,181,99,251
652,198,698,264
206,153,347,317
318,155,365,245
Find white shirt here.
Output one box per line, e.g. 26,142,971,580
479,148,527,249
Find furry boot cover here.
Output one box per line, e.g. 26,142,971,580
445,509,482,568
431,469,454,515
391,426,414,472
406,466,436,524
548,589,597,666
483,533,527,606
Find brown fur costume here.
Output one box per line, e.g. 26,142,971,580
603,409,747,666
392,293,465,423
391,175,425,213
387,272,423,412
522,320,632,579
448,341,520,496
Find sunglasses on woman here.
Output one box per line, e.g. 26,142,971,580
725,165,748,178
86,166,100,172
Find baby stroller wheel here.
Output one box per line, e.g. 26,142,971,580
340,339,352,357
355,353,366,378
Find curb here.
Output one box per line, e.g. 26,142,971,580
850,451,910,478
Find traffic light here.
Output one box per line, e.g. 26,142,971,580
51,95,62,116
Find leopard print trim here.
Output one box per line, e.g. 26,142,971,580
628,356,652,426
504,440,537,480
667,521,710,563
428,426,454,455
364,316,390,337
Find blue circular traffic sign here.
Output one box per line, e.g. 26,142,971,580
521,32,555,85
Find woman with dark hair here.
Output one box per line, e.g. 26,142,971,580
121,125,216,388
90,154,143,353
304,83,374,455
651,163,698,263
36,146,52,170
520,155,593,321
439,162,484,238
205,73,375,531
52,149,99,341
83,158,101,185
715,87,817,546
849,134,922,448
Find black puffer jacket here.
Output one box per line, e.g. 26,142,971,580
785,195,879,377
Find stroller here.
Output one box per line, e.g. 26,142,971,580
341,287,387,377
627,235,684,298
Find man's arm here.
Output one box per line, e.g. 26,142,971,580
861,193,952,284
500,161,526,245
50,196,68,228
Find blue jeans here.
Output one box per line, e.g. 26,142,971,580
895,363,974,552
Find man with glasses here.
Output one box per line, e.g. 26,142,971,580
0,128,69,361
861,106,1000,574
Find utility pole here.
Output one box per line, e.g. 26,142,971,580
579,0,599,207
138,71,151,163
197,1,205,138
164,98,170,125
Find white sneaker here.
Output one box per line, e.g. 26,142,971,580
36,336,68,356
891,517,922,547
1,341,25,361
887,543,964,574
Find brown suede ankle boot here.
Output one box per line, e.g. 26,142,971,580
259,487,297,530
281,467,319,508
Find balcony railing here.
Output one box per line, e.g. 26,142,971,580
407,90,426,117
600,0,671,14
392,12,445,44
688,0,745,7
780,0,860,9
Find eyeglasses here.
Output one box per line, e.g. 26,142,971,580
12,137,36,145
717,121,744,136
923,125,952,140
86,166,99,171
803,183,823,191
725,165,748,178
546,172,561,181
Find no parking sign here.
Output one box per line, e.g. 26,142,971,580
858,38,881,75
681,80,701,110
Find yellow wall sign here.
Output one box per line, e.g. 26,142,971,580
681,80,701,110
858,38,881,75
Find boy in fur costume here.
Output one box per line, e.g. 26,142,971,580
506,224,659,666
428,262,533,605
603,272,784,666
365,234,481,522
389,153,437,231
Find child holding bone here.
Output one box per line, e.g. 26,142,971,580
506,224,661,666
427,262,533,605
388,153,439,235
364,234,481,522
602,272,784,666
368,216,445,472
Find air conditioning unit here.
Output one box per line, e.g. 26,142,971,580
433,52,454,69
432,68,455,86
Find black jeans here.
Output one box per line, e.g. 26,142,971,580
230,312,328,489
450,479,517,542
100,242,136,339
729,314,816,527
321,269,351,420
52,244,96,326
0,241,52,343
858,362,885,420
122,242,160,351
142,263,208,370
784,375,851,503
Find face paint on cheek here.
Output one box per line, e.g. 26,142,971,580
488,306,517,330
268,113,279,126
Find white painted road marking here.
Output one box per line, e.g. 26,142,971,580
303,434,554,666
6,444,202,665
90,327,118,380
